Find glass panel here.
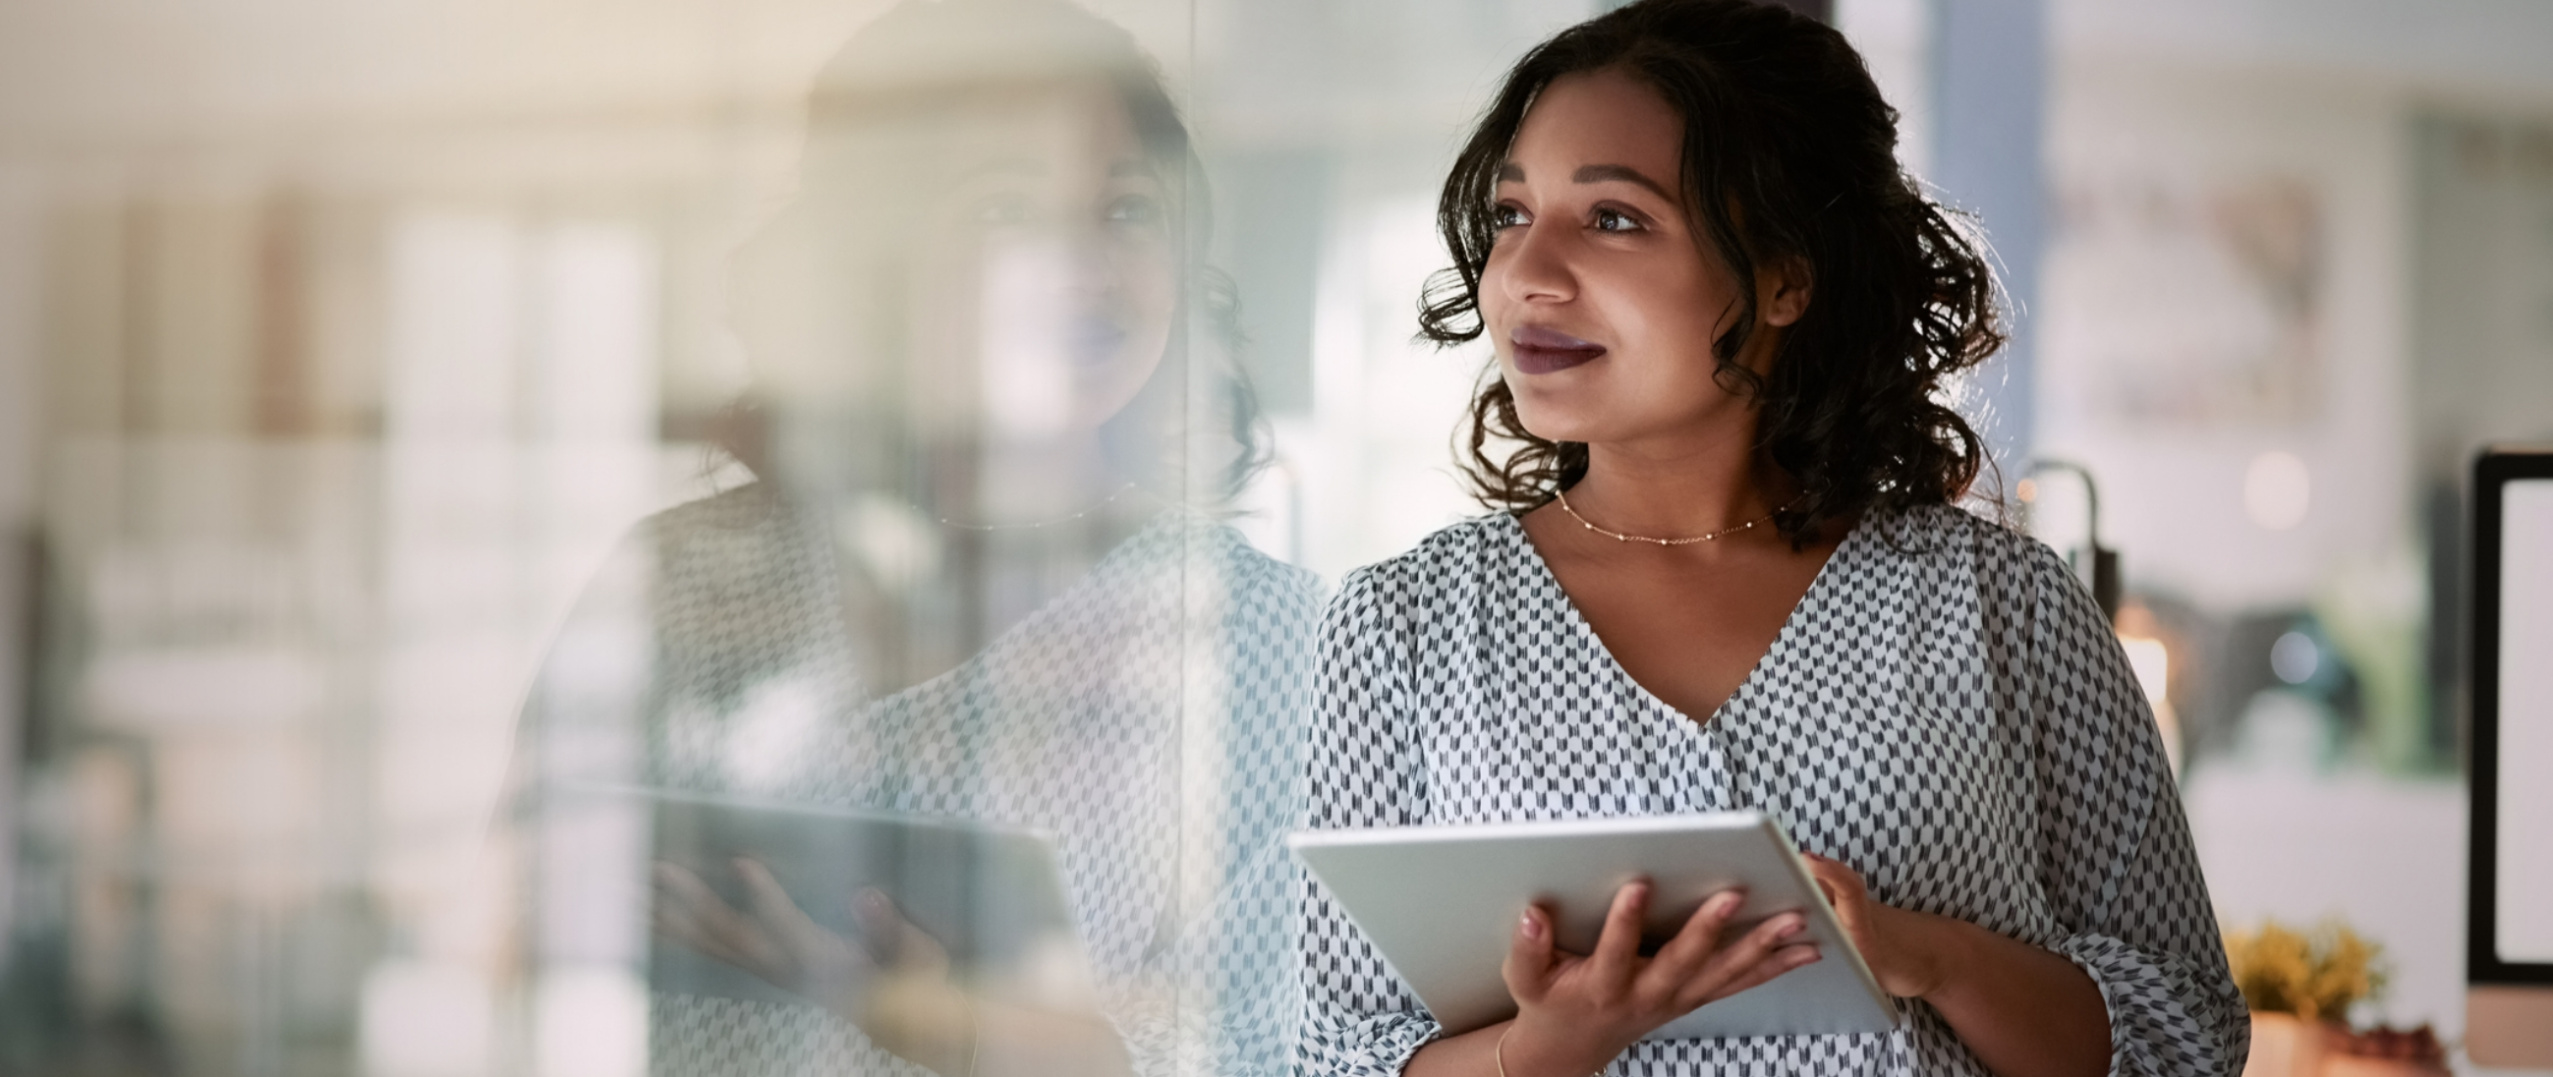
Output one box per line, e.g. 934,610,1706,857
0,1,1356,1074
10,0,2553,1071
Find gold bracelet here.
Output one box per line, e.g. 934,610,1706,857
1495,1022,1605,1077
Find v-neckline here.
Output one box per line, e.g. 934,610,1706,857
852,509,1192,707
1496,511,1863,730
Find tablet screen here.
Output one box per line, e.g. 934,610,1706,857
639,791,1089,1006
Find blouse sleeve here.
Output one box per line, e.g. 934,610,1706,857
1294,566,1442,1077
2018,544,2249,1077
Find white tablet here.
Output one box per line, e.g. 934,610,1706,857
1290,811,1896,1041
624,787,1089,1006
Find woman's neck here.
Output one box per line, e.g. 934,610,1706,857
1562,423,1792,543
945,431,1132,528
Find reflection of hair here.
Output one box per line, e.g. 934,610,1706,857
721,0,1266,504
1421,0,2002,544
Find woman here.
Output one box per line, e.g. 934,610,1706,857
507,2,1314,1075
1294,3,2244,1076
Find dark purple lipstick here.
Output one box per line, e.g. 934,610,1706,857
1510,324,1606,374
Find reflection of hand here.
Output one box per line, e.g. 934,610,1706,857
1799,851,1946,999
651,859,973,1072
1494,881,1820,1076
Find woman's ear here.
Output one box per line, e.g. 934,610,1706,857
1758,255,1813,328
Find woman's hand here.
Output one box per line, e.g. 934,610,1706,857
653,859,1136,1077
1492,880,1821,1077
652,860,973,1070
1801,852,2112,1077
1799,851,1950,999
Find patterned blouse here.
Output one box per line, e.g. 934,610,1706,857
1294,506,2246,1076
516,485,1317,1077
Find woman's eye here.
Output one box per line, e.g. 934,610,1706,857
1491,203,1529,229
1104,194,1162,227
973,193,1036,226
1593,207,1643,233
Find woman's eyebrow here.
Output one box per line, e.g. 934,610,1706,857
1572,164,1673,200
958,157,1049,181
1492,161,1674,201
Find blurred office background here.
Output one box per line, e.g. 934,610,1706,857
0,0,2547,1073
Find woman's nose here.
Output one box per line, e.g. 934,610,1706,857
985,231,1117,303
1493,221,1575,306
1064,236,1125,298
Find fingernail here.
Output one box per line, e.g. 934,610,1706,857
1713,890,1745,914
859,888,889,911
1520,912,1544,940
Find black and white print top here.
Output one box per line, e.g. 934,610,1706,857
1294,506,2246,1077
518,484,1317,1077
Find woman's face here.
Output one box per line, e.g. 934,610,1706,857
906,81,1178,441
1479,67,1799,451
745,79,1179,444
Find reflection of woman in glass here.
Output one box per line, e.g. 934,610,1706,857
510,2,1312,1075
1297,3,2243,1076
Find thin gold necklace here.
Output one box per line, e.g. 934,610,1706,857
934,482,1138,532
1553,488,1796,547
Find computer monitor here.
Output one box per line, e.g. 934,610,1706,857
2469,448,2553,1067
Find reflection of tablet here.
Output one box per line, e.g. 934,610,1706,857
1289,812,1895,1040
635,788,1086,1007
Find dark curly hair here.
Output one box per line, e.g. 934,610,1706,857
1420,0,2004,544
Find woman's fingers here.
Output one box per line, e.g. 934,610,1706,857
1646,888,1743,977
1673,911,1810,1011
1709,912,1805,980
650,865,712,944
1513,870,1860,1029
1709,940,1822,1000
855,889,951,975
735,859,829,951
1588,879,1652,978
1801,853,1861,902
852,887,908,965
1801,855,1872,939
1502,903,1559,1001
651,862,756,967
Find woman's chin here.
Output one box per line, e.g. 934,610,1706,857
1512,414,1598,447
1507,392,1605,446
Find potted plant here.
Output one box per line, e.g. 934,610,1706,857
2223,920,2447,1076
